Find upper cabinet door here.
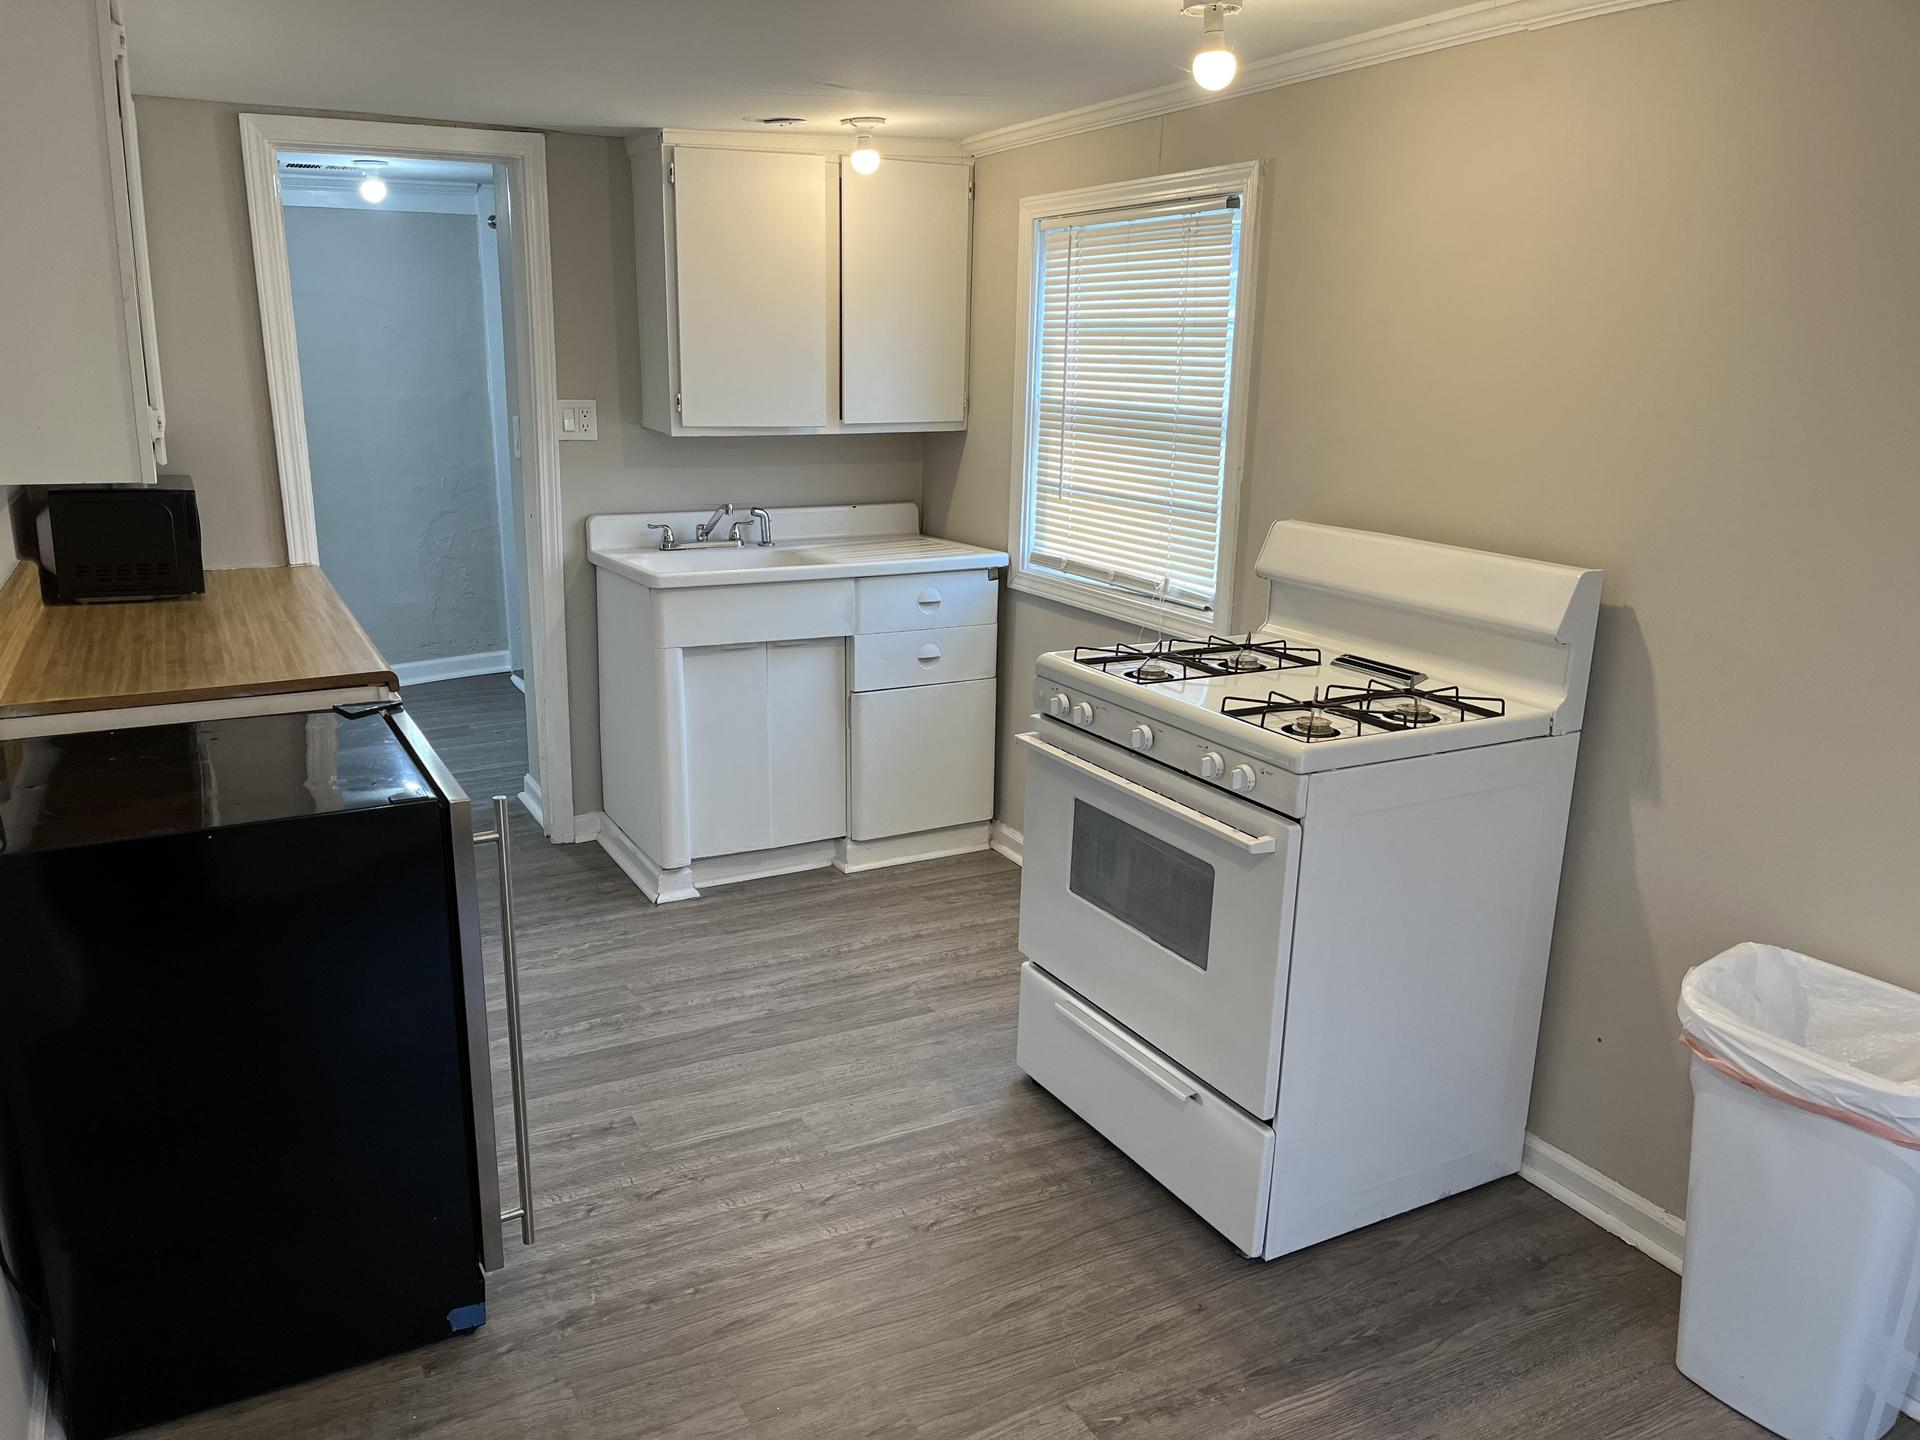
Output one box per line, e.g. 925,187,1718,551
0,0,164,486
840,159,971,427
670,147,830,429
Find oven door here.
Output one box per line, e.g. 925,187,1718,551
1016,725,1301,1119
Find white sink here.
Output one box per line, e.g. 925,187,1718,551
635,546,827,578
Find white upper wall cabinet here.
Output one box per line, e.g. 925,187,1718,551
630,131,970,437
672,148,830,429
0,0,166,487
841,159,971,427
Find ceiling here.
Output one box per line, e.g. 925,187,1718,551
124,0,1483,143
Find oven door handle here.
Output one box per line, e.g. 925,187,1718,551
1016,733,1277,856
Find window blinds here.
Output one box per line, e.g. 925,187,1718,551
1025,196,1243,613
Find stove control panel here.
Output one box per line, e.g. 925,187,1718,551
1030,677,1307,818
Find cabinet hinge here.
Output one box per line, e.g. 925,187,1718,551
667,159,676,185
146,406,166,443
106,20,129,61
674,392,683,415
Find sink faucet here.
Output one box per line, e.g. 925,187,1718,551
728,508,775,547
694,503,735,543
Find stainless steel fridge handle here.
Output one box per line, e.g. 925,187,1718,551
472,795,535,1247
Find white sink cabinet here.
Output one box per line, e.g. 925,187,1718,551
590,505,1007,903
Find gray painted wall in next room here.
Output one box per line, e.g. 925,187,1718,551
285,206,507,666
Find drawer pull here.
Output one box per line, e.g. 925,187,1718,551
1055,1003,1198,1103
916,644,942,666
916,587,943,610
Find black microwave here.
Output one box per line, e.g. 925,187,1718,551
30,482,205,603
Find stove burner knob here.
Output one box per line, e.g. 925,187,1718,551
1069,701,1095,727
1229,764,1258,793
1045,692,1071,719
1128,724,1155,752
1198,751,1225,780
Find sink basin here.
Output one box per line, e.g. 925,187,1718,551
635,546,826,576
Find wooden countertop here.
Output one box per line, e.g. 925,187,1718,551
0,563,397,720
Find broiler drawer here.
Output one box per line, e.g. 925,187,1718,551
1015,961,1274,1256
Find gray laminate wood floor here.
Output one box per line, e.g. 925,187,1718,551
137,675,1902,1438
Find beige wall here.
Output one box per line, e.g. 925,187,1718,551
925,0,1920,1215
133,99,923,814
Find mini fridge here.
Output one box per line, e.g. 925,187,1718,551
0,706,532,1437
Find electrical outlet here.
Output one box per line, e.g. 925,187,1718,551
557,399,598,441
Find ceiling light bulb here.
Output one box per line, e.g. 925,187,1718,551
850,133,881,175
1192,44,1237,91
1186,2,1241,92
357,175,388,204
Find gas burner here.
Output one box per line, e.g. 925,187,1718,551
1219,650,1275,673
1128,659,1176,683
1377,699,1442,726
1324,683,1509,732
1281,714,1343,741
1221,688,1355,742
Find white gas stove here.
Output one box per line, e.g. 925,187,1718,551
1014,520,1602,1260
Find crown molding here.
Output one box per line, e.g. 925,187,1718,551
625,127,967,161
963,0,1682,156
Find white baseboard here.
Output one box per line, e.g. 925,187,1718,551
393,649,511,687
834,823,991,874
518,772,545,829
509,670,526,694
1520,1133,1920,1419
1520,1132,1685,1274
989,822,1024,866
571,810,602,842
593,812,697,903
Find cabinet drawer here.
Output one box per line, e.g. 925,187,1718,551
1016,963,1274,1257
855,570,995,633
851,625,996,692
848,678,994,840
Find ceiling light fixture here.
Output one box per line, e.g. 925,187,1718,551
1183,1,1242,92
842,116,886,175
354,160,390,204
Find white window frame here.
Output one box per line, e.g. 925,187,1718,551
1005,162,1263,636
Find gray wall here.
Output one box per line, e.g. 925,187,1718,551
925,0,1920,1217
131,102,924,812
285,206,508,666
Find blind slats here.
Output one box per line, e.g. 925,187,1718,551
1022,197,1242,615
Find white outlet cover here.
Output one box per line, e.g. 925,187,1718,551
558,399,598,441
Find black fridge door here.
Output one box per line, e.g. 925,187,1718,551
0,711,486,1438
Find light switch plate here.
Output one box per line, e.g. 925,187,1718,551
557,399,598,441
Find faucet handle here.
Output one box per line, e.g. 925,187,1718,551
645,522,677,551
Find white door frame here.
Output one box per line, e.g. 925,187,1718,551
237,112,575,842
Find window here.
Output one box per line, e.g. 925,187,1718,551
1008,164,1260,633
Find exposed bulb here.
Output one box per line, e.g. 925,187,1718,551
849,133,881,175
357,175,389,204
1191,43,1238,91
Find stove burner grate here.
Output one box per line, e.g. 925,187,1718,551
1221,681,1508,740
1072,633,1322,684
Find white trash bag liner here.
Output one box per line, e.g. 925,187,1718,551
1679,942,1920,1146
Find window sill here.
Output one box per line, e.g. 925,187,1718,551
1007,566,1227,639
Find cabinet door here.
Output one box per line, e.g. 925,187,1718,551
1,0,161,486
671,147,829,429
684,643,771,859
767,639,847,848
849,678,995,841
840,159,971,426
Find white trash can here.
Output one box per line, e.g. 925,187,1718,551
1677,943,1920,1440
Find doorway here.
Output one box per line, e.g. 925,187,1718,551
238,115,574,840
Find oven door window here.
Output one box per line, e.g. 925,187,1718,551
1068,800,1215,970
